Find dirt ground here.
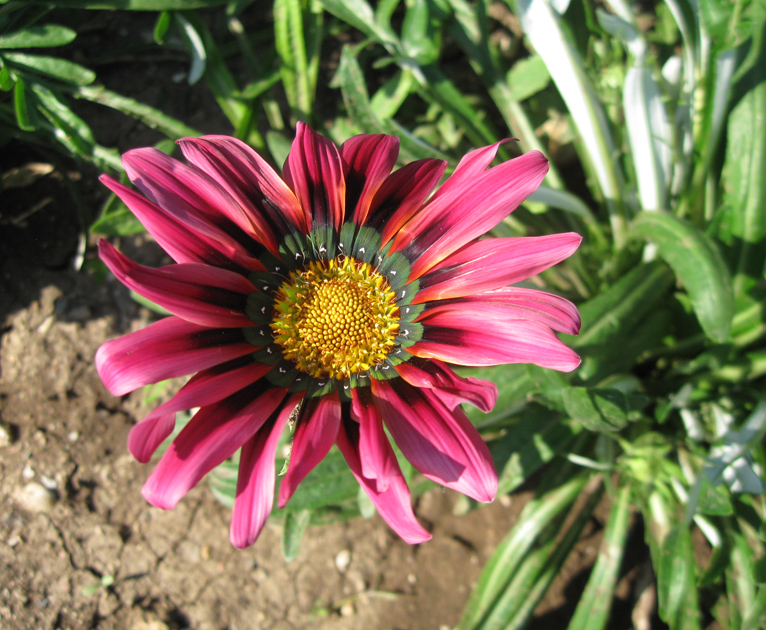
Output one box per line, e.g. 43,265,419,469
0,10,635,630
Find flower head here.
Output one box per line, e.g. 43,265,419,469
96,123,581,548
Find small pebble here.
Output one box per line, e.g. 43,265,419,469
22,463,35,480
40,475,57,490
0,424,12,447
335,549,351,573
16,482,57,512
339,602,355,617
407,573,417,585
68,431,79,442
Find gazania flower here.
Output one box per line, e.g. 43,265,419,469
96,123,581,548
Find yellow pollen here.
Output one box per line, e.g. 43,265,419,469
270,257,400,380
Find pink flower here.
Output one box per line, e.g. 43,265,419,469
96,123,581,548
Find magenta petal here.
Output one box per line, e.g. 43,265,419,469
350,388,397,489
95,317,257,396
230,393,303,549
371,379,497,503
123,147,260,246
340,134,399,225
392,150,549,280
411,302,581,372
369,158,448,245
128,358,273,463
179,135,309,247
99,175,263,273
336,420,431,544
395,359,497,413
427,288,581,335
415,233,583,303
277,394,341,508
142,384,287,510
99,240,255,329
282,122,345,231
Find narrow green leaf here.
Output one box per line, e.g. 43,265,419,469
0,58,14,91
631,211,735,342
657,526,702,630
721,61,766,297
0,25,77,49
153,11,172,45
31,84,96,156
331,46,446,163
457,471,590,629
567,484,631,630
175,14,206,85
417,63,501,149
14,77,35,131
2,52,95,85
282,509,311,562
75,85,201,139
317,0,398,47
401,0,440,64
514,0,627,245
22,0,231,8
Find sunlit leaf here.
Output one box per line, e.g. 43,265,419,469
631,211,735,342
0,25,77,49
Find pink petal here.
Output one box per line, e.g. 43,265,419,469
179,136,310,247
350,388,397,489
128,357,274,463
100,175,264,273
142,384,287,509
340,134,399,225
429,288,581,335
371,379,497,502
410,302,581,372
123,147,263,247
395,359,497,412
277,394,341,508
230,392,303,549
391,150,549,280
99,240,256,329
368,158,447,245
336,419,432,544
282,122,345,231
414,233,582,303
95,317,257,396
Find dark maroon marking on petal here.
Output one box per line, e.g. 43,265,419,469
366,158,447,244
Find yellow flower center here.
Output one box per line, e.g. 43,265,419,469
270,257,400,380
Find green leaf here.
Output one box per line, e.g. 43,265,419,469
0,25,77,49
721,61,766,297
282,509,311,562
567,484,631,630
14,77,35,131
22,0,231,8
31,84,96,156
458,471,591,630
631,211,735,342
0,58,14,91
153,11,172,45
562,387,645,433
2,52,95,85
506,56,550,101
657,526,702,630
401,0,440,65
317,0,398,47
75,85,201,139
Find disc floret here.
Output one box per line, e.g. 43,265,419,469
270,257,400,380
